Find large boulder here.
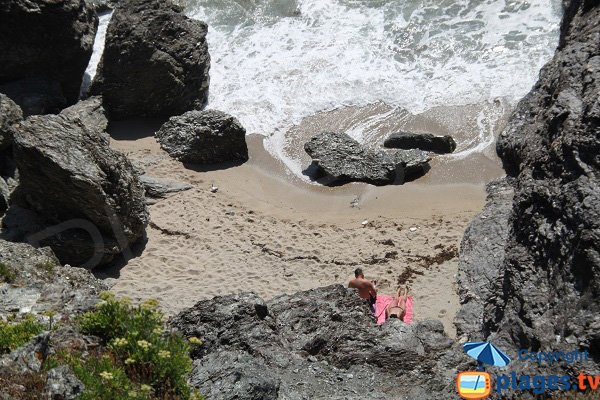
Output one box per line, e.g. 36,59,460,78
155,110,248,164
456,0,600,378
0,93,22,151
0,78,67,117
91,0,210,119
0,0,98,106
6,97,148,268
304,132,430,185
170,285,470,400
384,132,457,154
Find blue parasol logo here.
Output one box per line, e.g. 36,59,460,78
463,341,511,371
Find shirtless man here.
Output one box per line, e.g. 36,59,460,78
348,268,377,313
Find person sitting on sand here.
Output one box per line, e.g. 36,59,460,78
386,286,409,321
348,267,378,313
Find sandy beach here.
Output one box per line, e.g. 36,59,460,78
100,105,505,338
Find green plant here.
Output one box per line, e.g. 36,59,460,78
35,258,56,275
0,262,16,283
0,314,44,354
75,293,202,399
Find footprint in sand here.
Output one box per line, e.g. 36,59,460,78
438,309,447,318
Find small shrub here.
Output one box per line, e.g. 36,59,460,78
0,314,44,354
0,261,16,283
76,293,202,399
35,259,56,275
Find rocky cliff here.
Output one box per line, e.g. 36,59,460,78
458,0,600,373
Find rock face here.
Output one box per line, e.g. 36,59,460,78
384,132,457,154
455,0,600,374
156,110,248,164
170,285,470,400
6,97,148,268
91,0,210,119
140,175,193,200
455,179,513,341
0,94,22,151
0,94,22,215
0,0,98,106
0,240,107,318
304,132,430,185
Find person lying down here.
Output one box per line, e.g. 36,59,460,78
385,286,409,321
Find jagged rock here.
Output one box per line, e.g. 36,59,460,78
0,94,22,151
0,333,49,374
455,178,513,340
91,0,210,119
6,98,148,268
384,132,457,154
304,132,430,185
491,0,600,359
383,148,432,178
454,0,600,380
171,285,468,399
0,178,9,215
0,240,107,317
0,0,98,106
140,175,193,199
44,366,84,400
155,110,248,164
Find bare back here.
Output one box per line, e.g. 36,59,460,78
348,278,376,300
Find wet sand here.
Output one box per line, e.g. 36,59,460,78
102,103,507,337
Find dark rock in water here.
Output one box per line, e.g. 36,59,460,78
0,0,98,105
383,148,432,178
43,365,84,400
304,132,396,185
455,0,600,378
91,0,210,119
455,178,513,341
304,132,430,185
384,132,457,154
0,78,67,117
170,285,469,399
156,110,248,164
0,93,22,151
7,98,148,268
140,175,193,198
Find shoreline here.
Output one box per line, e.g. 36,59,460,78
104,105,506,337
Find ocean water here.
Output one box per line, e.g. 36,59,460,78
185,0,563,179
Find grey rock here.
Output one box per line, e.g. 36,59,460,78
6,98,148,268
454,0,600,380
491,0,600,359
304,132,396,185
91,0,210,119
140,175,193,199
171,285,465,399
0,94,22,151
0,78,67,117
455,178,513,341
44,366,84,400
0,240,107,318
384,132,457,154
383,148,432,178
0,177,8,214
156,110,248,164
0,333,49,374
0,0,98,105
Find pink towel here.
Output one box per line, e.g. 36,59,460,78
375,295,413,325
